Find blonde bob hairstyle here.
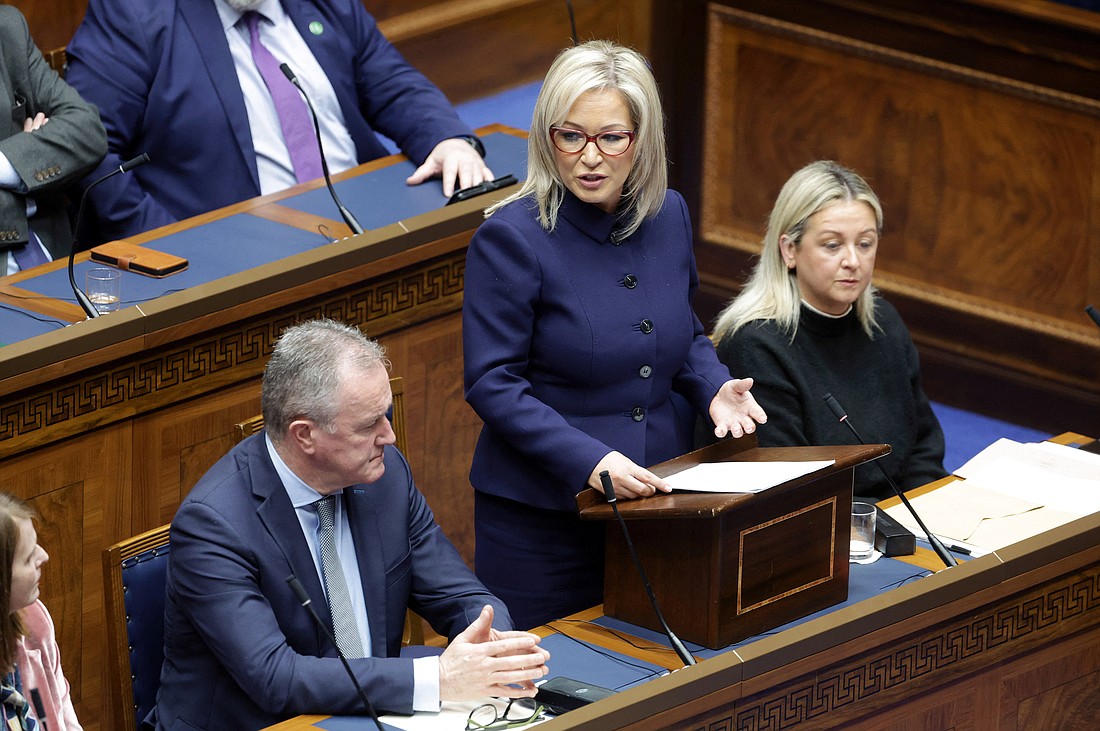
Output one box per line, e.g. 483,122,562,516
486,40,667,239
712,161,884,343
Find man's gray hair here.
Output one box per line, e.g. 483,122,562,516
261,319,388,441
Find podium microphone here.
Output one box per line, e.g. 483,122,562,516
286,575,385,731
822,394,957,568
279,63,364,236
599,471,696,667
69,153,150,318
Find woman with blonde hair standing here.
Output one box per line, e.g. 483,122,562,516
463,40,766,629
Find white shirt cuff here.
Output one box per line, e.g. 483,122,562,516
411,656,441,712
0,152,24,190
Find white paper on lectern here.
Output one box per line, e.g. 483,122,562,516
665,460,834,493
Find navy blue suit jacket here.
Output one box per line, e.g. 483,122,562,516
155,433,510,731
463,191,734,512
66,0,474,243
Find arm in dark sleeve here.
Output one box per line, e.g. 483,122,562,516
346,3,473,165
669,192,740,411
169,500,420,716
463,217,617,490
64,0,176,239
395,449,512,639
0,8,107,242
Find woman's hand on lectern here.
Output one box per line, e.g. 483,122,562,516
589,451,670,500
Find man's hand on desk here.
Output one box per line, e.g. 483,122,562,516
406,137,494,198
439,604,550,701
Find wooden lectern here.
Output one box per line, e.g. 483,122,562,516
577,435,890,649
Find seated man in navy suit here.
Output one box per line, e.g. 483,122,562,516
66,0,493,243
155,319,548,731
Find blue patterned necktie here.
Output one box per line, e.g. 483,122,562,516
1,669,38,731
315,495,364,658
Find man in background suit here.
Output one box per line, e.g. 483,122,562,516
155,319,548,731
0,6,106,274
65,0,493,244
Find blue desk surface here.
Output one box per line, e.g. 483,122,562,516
4,132,527,347
0,299,68,345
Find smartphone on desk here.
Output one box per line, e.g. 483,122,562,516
446,174,518,205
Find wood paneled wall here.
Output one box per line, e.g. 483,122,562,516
9,0,652,103
651,0,1100,435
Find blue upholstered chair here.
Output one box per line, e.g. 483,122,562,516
103,524,171,731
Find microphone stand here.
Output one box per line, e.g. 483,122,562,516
822,394,957,569
599,471,696,667
286,575,385,731
279,64,364,235
68,153,150,318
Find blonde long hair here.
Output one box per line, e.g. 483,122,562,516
712,161,884,342
487,40,668,239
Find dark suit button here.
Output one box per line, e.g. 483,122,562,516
631,407,645,422
639,365,652,378
639,319,653,334
623,274,637,289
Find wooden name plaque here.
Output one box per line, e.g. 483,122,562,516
577,436,890,649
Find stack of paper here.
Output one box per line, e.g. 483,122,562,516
884,438,1100,553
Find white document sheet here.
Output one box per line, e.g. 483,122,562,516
664,460,835,493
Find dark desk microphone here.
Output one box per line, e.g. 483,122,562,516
286,575,385,731
822,394,958,569
279,64,364,236
598,470,696,667
68,153,150,318
29,688,48,731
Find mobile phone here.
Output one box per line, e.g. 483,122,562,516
445,174,518,205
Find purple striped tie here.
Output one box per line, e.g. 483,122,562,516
245,12,324,184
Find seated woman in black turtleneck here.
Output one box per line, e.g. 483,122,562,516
711,160,947,501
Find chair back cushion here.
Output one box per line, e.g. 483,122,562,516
121,542,170,727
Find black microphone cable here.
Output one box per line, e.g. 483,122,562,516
822,394,958,569
598,471,696,667
286,575,385,731
279,64,364,236
69,153,150,318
